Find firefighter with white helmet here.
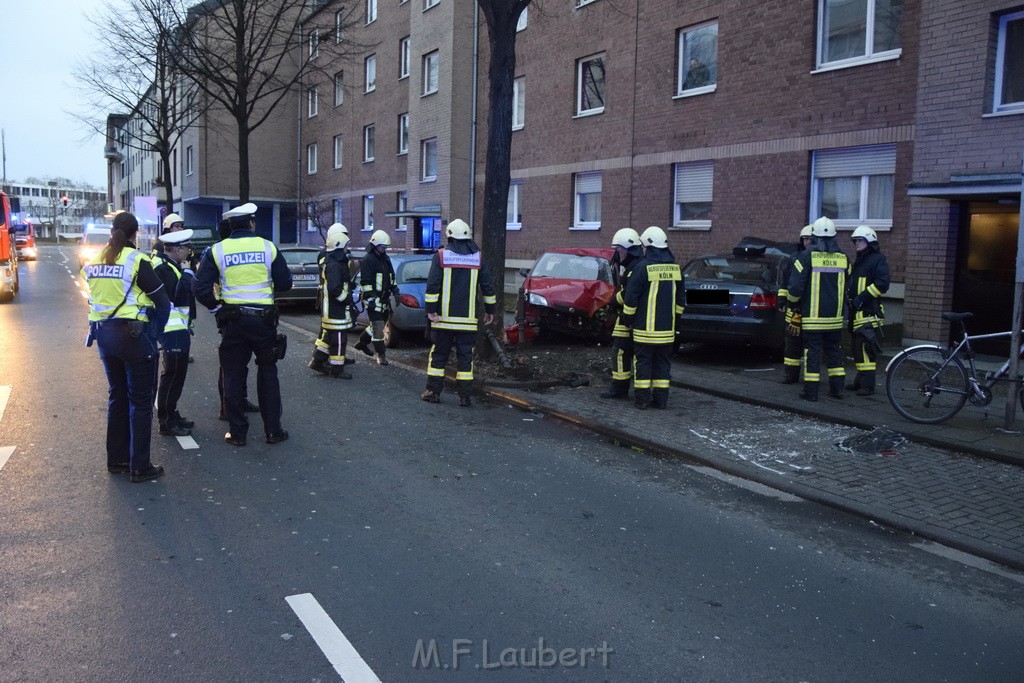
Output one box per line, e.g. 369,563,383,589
846,225,890,395
600,228,644,399
778,225,815,384
621,226,685,409
785,216,850,401
355,229,400,365
309,223,356,378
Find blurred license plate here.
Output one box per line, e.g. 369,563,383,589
687,289,730,305
293,274,318,281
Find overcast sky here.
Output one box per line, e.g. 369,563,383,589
0,0,110,188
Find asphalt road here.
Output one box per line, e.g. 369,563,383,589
1,246,1022,682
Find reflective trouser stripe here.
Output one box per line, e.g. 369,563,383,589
427,344,446,376
456,370,474,381
784,357,801,367
652,380,670,389
828,367,845,376
612,347,631,380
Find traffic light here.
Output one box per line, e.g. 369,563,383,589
61,195,70,207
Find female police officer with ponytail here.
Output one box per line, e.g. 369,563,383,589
81,211,171,483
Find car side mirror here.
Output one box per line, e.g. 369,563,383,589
518,267,530,277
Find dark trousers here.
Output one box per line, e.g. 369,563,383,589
802,328,845,391
314,327,350,365
219,316,282,438
426,329,475,396
851,329,879,389
610,336,635,382
359,310,390,355
634,342,673,406
95,320,158,471
157,331,191,428
782,331,803,380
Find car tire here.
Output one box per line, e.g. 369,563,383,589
383,320,399,348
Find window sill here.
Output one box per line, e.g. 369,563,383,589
670,223,710,231
398,151,408,157
307,114,318,119
364,88,376,94
833,222,891,232
573,109,604,119
399,74,409,81
811,49,902,75
506,224,522,231
673,84,716,100
333,103,343,108
307,171,318,176
421,177,437,184
512,124,524,132
363,159,375,164
396,227,408,232
983,107,1024,119
333,165,342,170
569,224,600,231
421,90,438,98
362,227,373,232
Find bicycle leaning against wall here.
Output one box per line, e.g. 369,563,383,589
885,312,1024,424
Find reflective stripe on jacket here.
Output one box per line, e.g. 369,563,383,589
320,249,354,331
622,250,685,345
787,248,849,331
82,248,154,322
424,244,497,332
848,246,890,330
212,236,275,305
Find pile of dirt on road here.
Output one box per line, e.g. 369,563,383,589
475,340,612,386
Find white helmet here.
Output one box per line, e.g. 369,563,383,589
611,228,641,249
162,213,184,230
445,218,472,240
811,216,836,237
851,225,878,243
326,224,350,251
640,226,668,249
369,229,391,247
799,224,813,239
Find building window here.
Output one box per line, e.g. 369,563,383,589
307,85,318,118
365,54,376,92
363,195,375,230
333,135,343,169
334,71,344,107
398,113,409,155
573,172,601,229
333,198,343,224
677,22,717,96
811,144,896,230
307,143,318,174
422,50,439,95
512,77,525,130
673,161,713,229
994,10,1024,113
817,0,902,69
399,36,411,79
335,10,345,43
421,137,438,181
308,30,319,60
507,181,522,230
516,7,527,31
576,53,605,116
397,191,408,230
424,0,439,10
186,146,194,175
363,125,375,162
306,201,318,232
366,0,377,24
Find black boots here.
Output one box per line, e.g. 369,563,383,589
600,380,629,399
828,376,846,399
848,372,875,396
309,351,330,375
634,389,651,410
781,366,800,384
651,389,668,409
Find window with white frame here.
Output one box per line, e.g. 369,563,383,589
673,161,713,229
365,54,376,92
811,144,895,230
399,36,410,79
516,6,527,31
333,134,343,168
366,0,377,23
422,50,439,95
334,71,344,106
307,85,318,117
817,0,902,69
512,77,525,130
308,30,319,60
363,124,375,161
363,195,375,230
573,172,601,229
398,113,409,154
306,201,318,231
186,145,194,175
335,10,344,43
507,181,522,230
397,191,408,230
333,198,343,224
307,143,318,174
994,10,1024,114
421,137,438,181
576,53,605,116
677,22,718,95
424,0,439,10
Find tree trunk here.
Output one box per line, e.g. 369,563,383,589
161,151,175,210
237,123,251,204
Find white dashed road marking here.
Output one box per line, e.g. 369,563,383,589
0,386,10,422
0,447,15,473
176,435,200,450
285,593,382,682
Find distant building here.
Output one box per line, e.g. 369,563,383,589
0,180,107,238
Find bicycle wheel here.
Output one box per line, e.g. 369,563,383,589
886,347,969,423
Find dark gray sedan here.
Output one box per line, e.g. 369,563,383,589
277,246,323,309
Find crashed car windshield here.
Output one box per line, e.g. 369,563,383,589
530,252,614,283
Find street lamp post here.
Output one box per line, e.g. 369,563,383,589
47,181,59,243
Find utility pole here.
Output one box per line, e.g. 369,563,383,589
2,128,6,186
1004,154,1024,428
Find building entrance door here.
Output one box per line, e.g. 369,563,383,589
951,201,1019,355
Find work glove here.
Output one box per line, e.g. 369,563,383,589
786,313,802,337
850,293,867,311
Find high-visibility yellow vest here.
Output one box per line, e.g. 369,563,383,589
212,236,276,305
162,260,190,333
81,247,154,322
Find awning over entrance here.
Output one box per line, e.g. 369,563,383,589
908,174,1022,200
382,210,443,218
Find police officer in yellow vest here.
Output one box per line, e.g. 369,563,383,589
786,216,850,402
154,229,196,437
82,211,171,483
195,203,292,446
600,228,644,399
621,226,685,410
421,219,498,406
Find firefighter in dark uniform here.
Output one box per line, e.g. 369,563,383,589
420,219,498,407
846,225,890,396
153,229,196,437
779,224,814,384
600,228,644,399
786,216,850,402
621,226,685,410
195,203,292,446
309,223,356,379
354,229,400,366
81,211,170,482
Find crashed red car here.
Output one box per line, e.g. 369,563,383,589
508,247,617,343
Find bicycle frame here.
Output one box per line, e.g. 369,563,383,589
945,329,1024,402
